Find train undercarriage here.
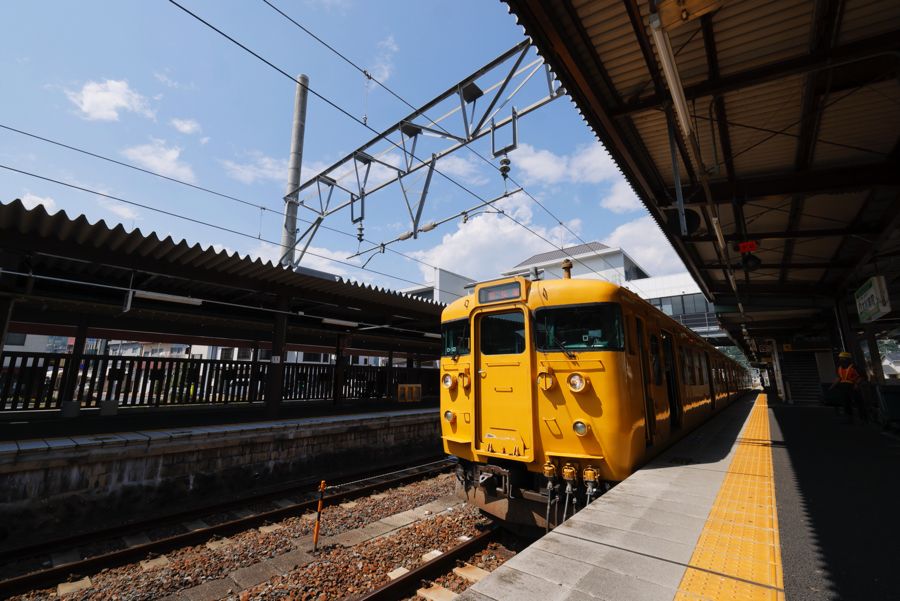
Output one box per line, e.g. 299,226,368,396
454,458,614,531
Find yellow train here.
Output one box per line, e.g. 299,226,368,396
439,266,750,529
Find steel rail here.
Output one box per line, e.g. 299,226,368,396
352,526,499,601
0,458,454,597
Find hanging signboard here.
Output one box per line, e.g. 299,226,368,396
855,275,891,323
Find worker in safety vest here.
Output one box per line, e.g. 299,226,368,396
829,351,867,423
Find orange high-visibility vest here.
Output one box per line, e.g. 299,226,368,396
838,365,861,384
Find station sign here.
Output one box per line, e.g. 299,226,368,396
855,275,891,323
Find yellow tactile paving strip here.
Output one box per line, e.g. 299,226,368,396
675,394,785,601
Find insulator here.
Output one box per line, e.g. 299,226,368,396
499,155,511,180
356,223,364,242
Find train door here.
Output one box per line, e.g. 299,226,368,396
660,331,683,429
635,317,655,445
473,308,533,460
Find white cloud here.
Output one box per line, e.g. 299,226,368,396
599,180,642,214
369,35,399,85
122,138,196,183
222,152,287,184
603,215,686,276
512,142,620,186
247,240,354,277
153,70,193,90
437,155,488,186
98,199,139,222
20,192,57,213
303,0,352,13
199,136,210,145
221,151,333,190
410,191,577,282
65,80,154,121
170,118,201,135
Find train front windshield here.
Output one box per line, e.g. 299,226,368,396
441,319,471,357
534,303,624,352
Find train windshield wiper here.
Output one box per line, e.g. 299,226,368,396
552,339,576,359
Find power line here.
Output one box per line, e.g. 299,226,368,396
0,162,467,299
177,0,635,289
259,0,650,293
0,122,448,275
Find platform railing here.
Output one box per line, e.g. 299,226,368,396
0,351,437,412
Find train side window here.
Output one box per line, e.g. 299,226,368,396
480,311,526,355
700,353,708,386
649,334,662,386
625,315,635,355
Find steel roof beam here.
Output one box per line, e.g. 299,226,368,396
676,161,899,202
780,0,844,285
687,226,879,242
610,30,900,117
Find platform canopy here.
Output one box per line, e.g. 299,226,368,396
0,199,442,355
505,0,900,350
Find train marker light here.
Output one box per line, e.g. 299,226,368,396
458,371,471,389
442,373,457,390
537,371,555,391
572,421,589,437
567,372,588,392
443,410,456,424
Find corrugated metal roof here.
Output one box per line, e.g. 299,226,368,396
0,198,442,315
513,241,610,268
505,0,900,347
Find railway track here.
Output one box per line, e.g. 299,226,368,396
0,457,455,598
355,527,499,601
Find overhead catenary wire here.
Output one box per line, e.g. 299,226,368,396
213,0,644,290
0,163,469,299
0,123,450,276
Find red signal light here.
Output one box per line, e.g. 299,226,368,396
738,240,758,254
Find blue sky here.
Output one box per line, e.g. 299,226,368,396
1,0,686,291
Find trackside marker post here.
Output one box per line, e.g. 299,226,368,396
313,480,326,551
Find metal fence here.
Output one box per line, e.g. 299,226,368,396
671,312,725,335
0,351,437,412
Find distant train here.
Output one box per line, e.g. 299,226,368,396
439,264,750,529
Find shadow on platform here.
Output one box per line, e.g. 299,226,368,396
770,402,900,600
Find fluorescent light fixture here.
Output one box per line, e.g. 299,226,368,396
321,317,358,328
711,216,727,252
423,332,441,339
649,13,692,137
134,290,202,306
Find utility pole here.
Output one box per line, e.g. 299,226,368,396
280,73,310,267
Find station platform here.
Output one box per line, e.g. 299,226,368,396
460,393,900,600
0,407,441,551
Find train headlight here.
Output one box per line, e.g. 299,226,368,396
443,410,456,424
567,372,588,392
572,420,589,437
442,373,457,390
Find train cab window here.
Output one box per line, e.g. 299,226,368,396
480,311,526,355
441,319,470,357
534,303,624,353
649,334,662,385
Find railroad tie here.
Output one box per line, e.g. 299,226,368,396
416,583,459,601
